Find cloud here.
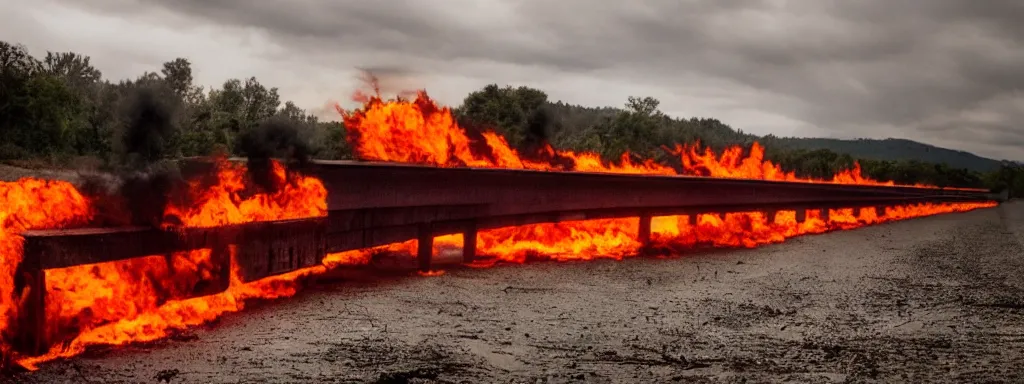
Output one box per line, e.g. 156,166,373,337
3,0,1023,161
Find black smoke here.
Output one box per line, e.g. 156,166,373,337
520,105,552,151
451,115,500,167
453,105,576,170
79,85,189,227
120,86,177,167
517,106,576,170
234,116,313,193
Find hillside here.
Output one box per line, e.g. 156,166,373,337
541,100,1003,173
759,137,1004,173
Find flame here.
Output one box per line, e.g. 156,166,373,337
332,89,996,265
0,179,93,364
163,159,327,227
339,90,983,190
9,159,327,369
0,89,999,371
339,91,674,174
335,202,994,266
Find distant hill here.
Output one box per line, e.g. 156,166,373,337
512,98,1006,173
759,137,1003,173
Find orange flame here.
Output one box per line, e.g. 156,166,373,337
9,159,326,369
339,90,983,190
330,202,994,267
339,91,673,174
0,179,93,364
0,89,998,371
164,158,327,227
334,90,995,267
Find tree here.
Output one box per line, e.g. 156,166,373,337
42,52,101,90
278,101,308,123
161,58,193,98
41,52,108,156
0,42,90,159
625,96,660,117
985,162,1024,198
241,76,280,126
593,96,663,161
457,84,549,148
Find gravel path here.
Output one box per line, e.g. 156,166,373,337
10,201,1023,383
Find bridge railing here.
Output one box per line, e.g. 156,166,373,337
11,160,997,354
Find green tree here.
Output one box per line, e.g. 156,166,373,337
984,163,1024,198
42,51,106,156
593,96,663,161
0,42,88,160
161,58,193,98
457,84,549,147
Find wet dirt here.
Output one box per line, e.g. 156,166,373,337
0,164,79,183
10,201,1024,383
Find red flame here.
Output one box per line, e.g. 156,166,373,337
339,90,984,191
330,202,994,267
332,91,995,265
0,89,998,371
0,179,93,364
4,159,326,369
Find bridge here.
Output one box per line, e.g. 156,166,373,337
13,160,999,354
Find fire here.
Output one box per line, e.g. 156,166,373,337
0,179,93,365
328,202,995,267
163,158,327,227
339,91,983,190
339,91,677,174
642,202,994,253
5,159,327,370
670,144,897,186
0,88,999,371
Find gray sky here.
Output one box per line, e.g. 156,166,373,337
3,0,1023,161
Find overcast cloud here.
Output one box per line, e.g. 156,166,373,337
2,0,1022,160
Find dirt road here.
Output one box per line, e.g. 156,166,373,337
12,201,1024,383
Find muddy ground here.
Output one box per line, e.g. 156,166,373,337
9,201,1024,383
0,164,80,183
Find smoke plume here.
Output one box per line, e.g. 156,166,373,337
120,86,177,167
235,116,313,193
79,85,188,227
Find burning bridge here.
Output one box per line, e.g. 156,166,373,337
13,159,998,355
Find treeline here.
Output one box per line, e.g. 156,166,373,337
456,85,1023,197
0,41,349,166
761,137,1004,173
1,41,1021,197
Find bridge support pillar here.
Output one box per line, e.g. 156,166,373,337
417,223,433,272
852,207,862,218
15,268,48,355
820,208,831,222
637,213,652,253
795,209,807,223
206,242,232,296
688,214,698,226
463,222,478,263
766,210,778,224
876,206,887,217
